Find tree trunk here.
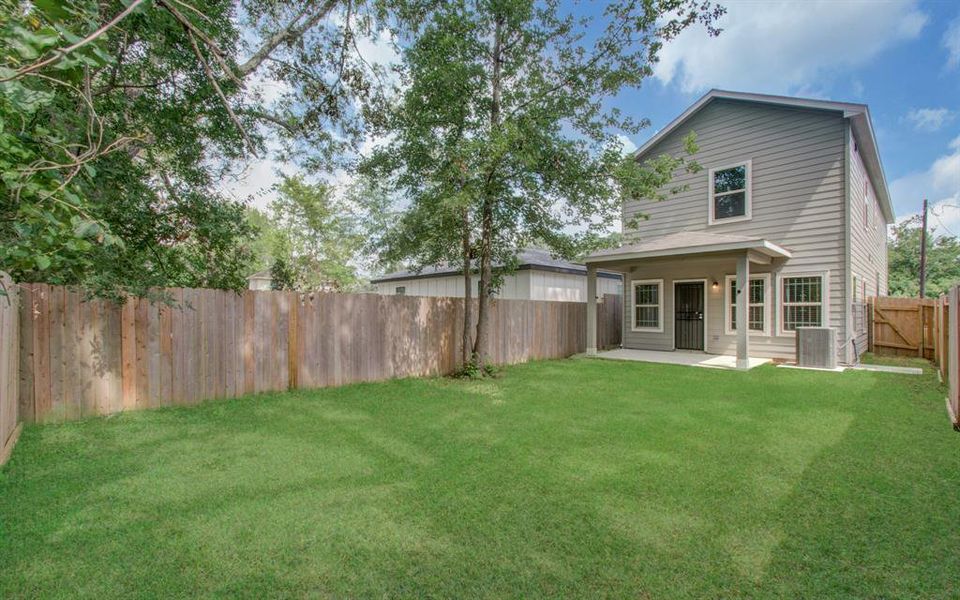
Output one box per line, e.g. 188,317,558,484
472,14,504,370
461,207,473,365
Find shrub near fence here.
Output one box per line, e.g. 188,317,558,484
16,284,622,423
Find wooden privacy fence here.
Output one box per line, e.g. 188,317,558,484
869,293,958,428
945,289,958,428
869,296,936,360
17,284,622,423
597,292,622,350
0,272,20,465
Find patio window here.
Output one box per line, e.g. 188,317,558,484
708,161,751,224
632,279,663,332
724,274,769,335
780,274,827,333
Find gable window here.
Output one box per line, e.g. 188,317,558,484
632,279,663,332
780,273,827,333
708,161,751,224
724,274,770,335
395,286,406,295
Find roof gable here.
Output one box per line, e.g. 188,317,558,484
633,89,894,224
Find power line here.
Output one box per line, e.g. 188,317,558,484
930,204,959,238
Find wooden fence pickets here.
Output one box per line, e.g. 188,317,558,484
0,272,20,465
870,296,936,359
13,285,621,423
869,293,959,428
948,289,959,427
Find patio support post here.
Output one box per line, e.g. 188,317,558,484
586,265,598,356
736,252,750,369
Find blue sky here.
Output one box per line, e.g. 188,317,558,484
606,0,960,233
232,0,960,233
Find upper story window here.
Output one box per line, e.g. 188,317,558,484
708,160,752,225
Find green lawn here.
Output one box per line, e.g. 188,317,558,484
1,359,958,599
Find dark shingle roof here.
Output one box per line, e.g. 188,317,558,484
371,248,620,283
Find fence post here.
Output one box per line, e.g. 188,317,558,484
0,272,21,466
949,288,959,427
288,291,299,391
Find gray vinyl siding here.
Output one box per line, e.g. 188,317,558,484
373,271,622,301
621,99,848,360
848,127,889,359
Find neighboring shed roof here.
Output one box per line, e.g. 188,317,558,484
633,89,894,224
371,248,622,283
248,269,271,281
584,231,792,264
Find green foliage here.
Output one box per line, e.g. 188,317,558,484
888,216,960,297
361,0,721,363
450,359,497,380
269,256,295,290
0,0,388,297
249,176,366,291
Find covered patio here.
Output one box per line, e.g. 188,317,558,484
584,231,793,370
594,348,771,370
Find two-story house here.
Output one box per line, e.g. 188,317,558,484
584,90,892,368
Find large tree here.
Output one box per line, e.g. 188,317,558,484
363,0,722,368
248,175,366,291
888,216,960,298
1,0,388,298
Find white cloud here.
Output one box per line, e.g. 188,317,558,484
891,135,960,235
905,107,956,132
944,17,960,69
655,0,927,94
616,134,638,155
220,143,294,210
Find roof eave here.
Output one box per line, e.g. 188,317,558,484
584,239,792,265
849,112,895,224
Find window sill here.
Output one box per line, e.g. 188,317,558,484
708,214,752,226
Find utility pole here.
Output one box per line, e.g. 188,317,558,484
919,198,928,298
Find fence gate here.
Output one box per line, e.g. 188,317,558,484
870,296,935,360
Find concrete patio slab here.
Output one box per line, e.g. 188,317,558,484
593,348,771,370
848,364,923,375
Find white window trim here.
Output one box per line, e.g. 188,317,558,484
673,278,709,353
777,271,830,337
723,273,771,336
707,159,752,226
631,278,663,333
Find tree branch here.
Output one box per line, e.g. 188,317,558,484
237,0,340,77
157,0,241,85
242,109,299,134
0,0,148,83
185,30,258,156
